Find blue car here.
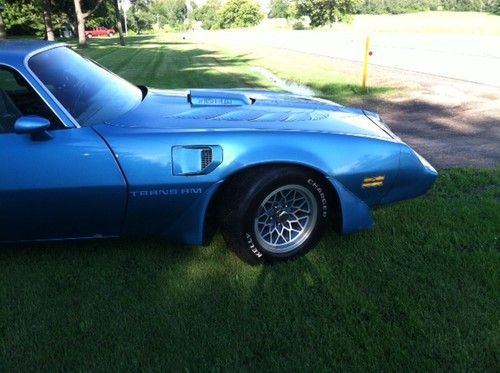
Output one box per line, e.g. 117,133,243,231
0,40,437,264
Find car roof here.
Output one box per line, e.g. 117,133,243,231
0,40,65,65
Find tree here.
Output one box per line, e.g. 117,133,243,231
42,0,55,41
127,0,155,33
82,1,116,31
193,0,222,29
269,0,290,18
113,0,125,45
218,0,264,29
0,0,72,38
296,0,360,27
0,6,5,39
73,0,105,48
493,0,500,14
152,0,187,27
1,1,46,37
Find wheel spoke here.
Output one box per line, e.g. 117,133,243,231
254,184,319,254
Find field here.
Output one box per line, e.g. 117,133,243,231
326,11,500,34
1,29,499,370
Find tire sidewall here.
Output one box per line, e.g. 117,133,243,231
241,172,330,262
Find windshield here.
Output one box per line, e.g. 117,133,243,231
28,46,143,127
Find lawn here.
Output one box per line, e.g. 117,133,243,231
78,36,272,91
77,35,391,104
0,36,499,370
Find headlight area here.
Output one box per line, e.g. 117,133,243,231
381,146,438,204
363,110,401,141
412,148,437,173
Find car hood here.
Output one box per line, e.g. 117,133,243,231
106,88,395,140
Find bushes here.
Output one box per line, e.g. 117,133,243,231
490,0,500,14
440,0,484,11
355,0,498,14
356,0,438,14
292,20,305,29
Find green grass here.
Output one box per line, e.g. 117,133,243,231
1,36,499,370
1,168,498,370
77,36,272,91
73,34,390,105
214,42,393,103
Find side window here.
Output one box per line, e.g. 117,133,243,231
0,67,63,133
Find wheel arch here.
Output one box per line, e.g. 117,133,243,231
202,162,342,244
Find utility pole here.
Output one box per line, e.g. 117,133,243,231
118,0,131,36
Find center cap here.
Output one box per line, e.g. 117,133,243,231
277,210,289,223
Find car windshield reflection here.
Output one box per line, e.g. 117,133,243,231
28,46,143,127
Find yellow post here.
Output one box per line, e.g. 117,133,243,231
361,35,371,93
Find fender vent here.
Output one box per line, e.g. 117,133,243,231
201,148,213,169
172,145,223,176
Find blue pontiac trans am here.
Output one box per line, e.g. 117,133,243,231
0,40,437,264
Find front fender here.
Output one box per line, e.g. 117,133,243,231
328,177,374,234
162,181,223,245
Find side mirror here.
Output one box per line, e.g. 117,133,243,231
14,115,50,135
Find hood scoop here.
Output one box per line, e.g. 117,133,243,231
188,89,254,107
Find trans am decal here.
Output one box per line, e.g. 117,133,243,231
130,188,203,197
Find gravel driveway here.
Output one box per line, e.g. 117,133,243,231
193,30,500,169
354,64,500,169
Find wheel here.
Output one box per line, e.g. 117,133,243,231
108,32,114,37
86,33,92,38
220,166,332,265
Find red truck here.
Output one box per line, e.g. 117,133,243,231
85,27,115,38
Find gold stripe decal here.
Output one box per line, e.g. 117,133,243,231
362,176,385,188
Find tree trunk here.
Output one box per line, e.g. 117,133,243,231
42,0,55,41
73,0,104,48
0,11,6,40
113,0,125,46
74,0,87,48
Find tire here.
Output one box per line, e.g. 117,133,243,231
86,34,93,38
220,166,332,265
108,32,114,37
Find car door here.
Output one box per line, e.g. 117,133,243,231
0,66,127,241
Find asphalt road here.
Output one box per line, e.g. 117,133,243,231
196,30,500,88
